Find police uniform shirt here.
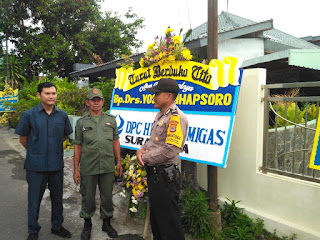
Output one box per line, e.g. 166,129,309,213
140,103,188,166
73,112,119,176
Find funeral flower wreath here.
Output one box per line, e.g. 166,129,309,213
120,154,148,216
139,28,192,68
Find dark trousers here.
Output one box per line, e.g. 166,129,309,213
147,168,185,240
79,173,114,219
26,169,64,234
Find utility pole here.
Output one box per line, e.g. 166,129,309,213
6,38,9,84
207,0,222,231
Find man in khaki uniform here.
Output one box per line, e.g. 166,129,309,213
137,78,188,240
73,88,122,240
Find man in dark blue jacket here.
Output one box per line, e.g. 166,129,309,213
15,82,73,240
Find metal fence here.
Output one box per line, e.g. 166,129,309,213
262,81,320,183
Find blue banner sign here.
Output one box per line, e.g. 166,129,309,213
0,89,18,112
110,57,243,168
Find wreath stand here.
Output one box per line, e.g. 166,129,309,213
123,199,152,240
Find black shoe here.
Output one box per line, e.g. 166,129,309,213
102,217,118,238
81,218,92,240
51,226,72,238
27,233,38,240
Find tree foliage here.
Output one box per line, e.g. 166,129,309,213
0,0,144,80
0,55,26,88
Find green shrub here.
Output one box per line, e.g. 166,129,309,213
57,88,88,115
305,103,318,121
3,77,89,128
0,81,5,90
16,80,39,104
221,198,242,224
270,102,319,128
180,187,214,239
217,198,297,240
269,88,318,128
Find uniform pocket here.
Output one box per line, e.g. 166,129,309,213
103,125,114,141
103,125,113,132
82,127,94,145
154,123,166,135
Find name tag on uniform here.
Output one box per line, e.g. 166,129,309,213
82,126,93,131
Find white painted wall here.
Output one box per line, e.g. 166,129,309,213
218,39,265,61
197,68,320,240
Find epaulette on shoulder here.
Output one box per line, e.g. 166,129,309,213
79,114,89,120
171,108,178,115
104,112,116,118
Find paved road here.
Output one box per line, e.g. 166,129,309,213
0,127,148,240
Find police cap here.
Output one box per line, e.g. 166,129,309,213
146,78,179,94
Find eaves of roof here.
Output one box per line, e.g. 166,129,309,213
289,49,320,70
185,20,273,49
69,53,144,78
242,50,290,67
242,49,320,70
301,35,320,43
186,11,319,50
263,29,319,49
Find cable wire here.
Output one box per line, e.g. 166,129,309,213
186,0,192,29
269,102,316,131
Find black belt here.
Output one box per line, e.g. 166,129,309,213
146,164,178,176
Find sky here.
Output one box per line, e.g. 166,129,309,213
100,0,320,53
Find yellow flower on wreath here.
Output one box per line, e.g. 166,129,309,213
139,58,145,68
139,28,192,68
158,51,165,59
166,55,176,62
138,183,144,191
148,42,156,51
182,49,192,60
173,35,181,44
121,154,148,211
132,188,139,197
165,28,174,34
3,83,15,95
158,58,165,65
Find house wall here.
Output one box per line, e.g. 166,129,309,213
218,38,264,61
196,68,320,240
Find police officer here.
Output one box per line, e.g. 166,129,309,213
73,88,122,240
136,78,188,240
15,82,73,240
